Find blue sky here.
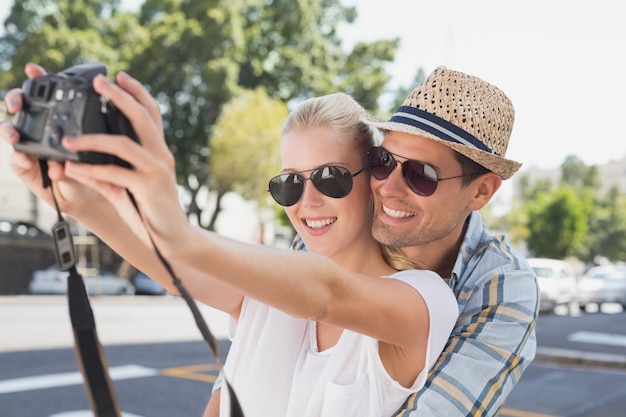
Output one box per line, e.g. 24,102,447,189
2,0,625,170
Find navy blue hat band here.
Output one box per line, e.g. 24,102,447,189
389,106,499,156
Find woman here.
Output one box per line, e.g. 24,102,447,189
204,92,458,416
3,67,457,416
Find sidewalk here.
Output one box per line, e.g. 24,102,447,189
0,295,231,353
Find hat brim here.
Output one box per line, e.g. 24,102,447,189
362,114,522,180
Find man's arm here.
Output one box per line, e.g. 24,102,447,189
396,265,538,416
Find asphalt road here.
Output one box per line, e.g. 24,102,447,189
3,296,626,417
535,304,626,368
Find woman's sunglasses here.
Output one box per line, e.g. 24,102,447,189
268,165,366,207
367,146,480,197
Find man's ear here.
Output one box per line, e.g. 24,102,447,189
468,173,502,211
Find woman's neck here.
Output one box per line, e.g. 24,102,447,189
331,239,396,277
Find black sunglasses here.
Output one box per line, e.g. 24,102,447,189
367,146,480,197
268,165,366,207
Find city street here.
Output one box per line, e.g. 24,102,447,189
2,296,626,416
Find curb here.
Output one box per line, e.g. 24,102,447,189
536,346,626,369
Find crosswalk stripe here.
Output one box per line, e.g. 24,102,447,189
0,364,158,394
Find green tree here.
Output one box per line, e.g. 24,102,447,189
387,67,427,114
518,156,626,263
126,0,245,227
0,0,144,83
585,186,626,262
206,88,288,230
235,0,396,112
560,154,601,190
526,186,589,259
557,155,626,262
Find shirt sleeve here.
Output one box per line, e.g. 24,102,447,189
395,265,538,416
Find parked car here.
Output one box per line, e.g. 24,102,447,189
0,218,50,238
528,258,578,313
132,272,168,295
28,265,135,295
578,265,626,310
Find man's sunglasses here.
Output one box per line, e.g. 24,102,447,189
268,165,366,207
367,146,480,197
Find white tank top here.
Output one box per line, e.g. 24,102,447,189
219,269,458,417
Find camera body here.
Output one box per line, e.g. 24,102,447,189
14,63,138,167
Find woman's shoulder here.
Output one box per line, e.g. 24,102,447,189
383,269,456,304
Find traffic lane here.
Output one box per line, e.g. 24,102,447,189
503,360,626,417
0,340,228,417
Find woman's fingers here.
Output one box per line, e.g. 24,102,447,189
0,121,21,145
91,74,172,164
4,89,24,115
115,72,164,132
24,62,47,79
62,162,153,246
62,133,175,211
4,63,47,115
62,133,156,176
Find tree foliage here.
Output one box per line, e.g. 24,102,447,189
0,0,399,229
585,186,626,262
526,187,589,259
515,154,626,263
206,88,287,229
0,0,142,81
387,67,426,115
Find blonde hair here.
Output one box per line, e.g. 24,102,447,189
285,93,421,272
283,93,380,166
382,246,429,271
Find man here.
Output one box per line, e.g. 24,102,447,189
361,66,538,415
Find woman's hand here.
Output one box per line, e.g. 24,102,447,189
1,63,102,219
62,71,191,257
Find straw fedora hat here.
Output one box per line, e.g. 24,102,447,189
363,66,521,179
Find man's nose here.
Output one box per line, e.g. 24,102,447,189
374,164,409,197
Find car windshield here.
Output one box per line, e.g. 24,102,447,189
532,267,555,278
590,271,626,280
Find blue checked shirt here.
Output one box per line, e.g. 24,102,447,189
292,211,539,417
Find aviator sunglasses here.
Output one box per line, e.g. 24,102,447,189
367,146,481,197
268,165,366,207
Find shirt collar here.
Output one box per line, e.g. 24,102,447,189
449,211,485,290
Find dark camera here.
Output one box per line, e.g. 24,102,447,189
13,63,139,168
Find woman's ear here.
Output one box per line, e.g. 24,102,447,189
468,173,502,211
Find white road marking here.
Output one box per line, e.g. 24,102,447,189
0,364,158,394
568,331,626,347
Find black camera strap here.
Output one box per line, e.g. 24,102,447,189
123,190,223,360
41,159,122,417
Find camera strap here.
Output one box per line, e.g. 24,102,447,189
41,159,122,417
